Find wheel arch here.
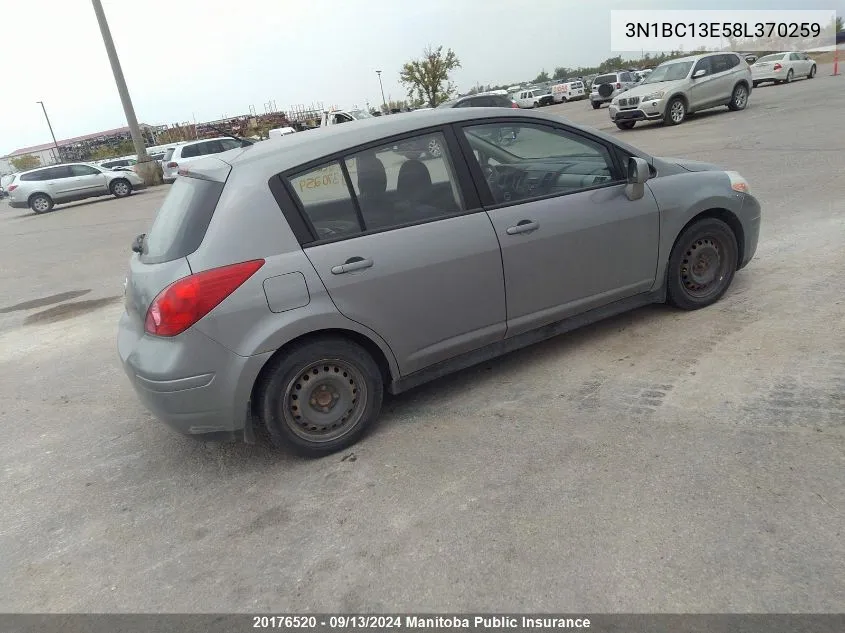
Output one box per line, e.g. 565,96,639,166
27,191,52,205
249,327,396,416
671,207,745,269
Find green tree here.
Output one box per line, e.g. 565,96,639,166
534,70,550,83
10,154,41,171
399,45,461,107
837,16,843,31
553,67,571,80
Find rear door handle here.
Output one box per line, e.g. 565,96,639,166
506,220,539,235
331,257,373,275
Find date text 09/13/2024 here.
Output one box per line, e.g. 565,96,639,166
252,615,592,629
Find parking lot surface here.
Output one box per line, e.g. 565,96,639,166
1,67,843,612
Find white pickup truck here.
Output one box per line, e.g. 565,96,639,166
320,108,374,126
511,88,554,108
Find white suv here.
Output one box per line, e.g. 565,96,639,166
161,137,251,183
590,71,639,109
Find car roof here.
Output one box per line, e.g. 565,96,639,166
223,108,649,178
658,52,739,65
178,137,233,148
17,162,97,175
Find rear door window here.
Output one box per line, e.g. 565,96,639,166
70,165,101,176
180,144,201,159
712,55,731,73
288,162,362,241
142,176,225,263
43,166,73,179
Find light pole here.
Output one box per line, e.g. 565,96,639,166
375,70,388,114
91,0,159,184
36,101,62,164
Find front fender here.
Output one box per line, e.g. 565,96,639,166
646,171,745,290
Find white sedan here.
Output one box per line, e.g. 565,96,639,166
751,52,817,86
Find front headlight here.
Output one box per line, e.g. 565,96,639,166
641,90,666,101
726,171,750,193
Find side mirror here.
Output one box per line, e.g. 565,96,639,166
625,157,650,201
692,69,707,79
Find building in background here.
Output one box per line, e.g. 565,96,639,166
0,124,157,174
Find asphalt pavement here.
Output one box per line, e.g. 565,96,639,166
0,65,843,612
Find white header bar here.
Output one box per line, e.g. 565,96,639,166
610,10,837,53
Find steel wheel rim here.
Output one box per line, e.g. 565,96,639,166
427,139,442,157
282,359,367,443
670,101,684,122
114,182,129,195
680,236,729,298
734,87,747,108
33,197,48,211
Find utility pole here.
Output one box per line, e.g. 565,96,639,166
36,101,62,164
375,70,388,114
91,0,160,184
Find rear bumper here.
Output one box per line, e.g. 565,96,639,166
751,71,783,82
9,200,28,209
117,311,273,439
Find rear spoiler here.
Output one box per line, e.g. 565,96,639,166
176,156,233,183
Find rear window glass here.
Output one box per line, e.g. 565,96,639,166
142,176,224,263
162,148,175,161
20,170,47,181
594,74,616,84
180,144,200,159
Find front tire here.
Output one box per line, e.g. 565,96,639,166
666,218,738,310
615,121,636,130
29,193,53,214
664,97,686,125
591,101,601,109
110,178,132,198
258,337,384,457
728,84,748,111
808,65,816,79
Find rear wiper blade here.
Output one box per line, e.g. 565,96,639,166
206,125,254,146
132,233,146,254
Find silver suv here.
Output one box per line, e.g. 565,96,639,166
608,53,752,130
590,71,639,109
119,108,761,457
7,162,145,213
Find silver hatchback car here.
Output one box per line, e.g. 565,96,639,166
119,108,761,456
7,162,145,213
608,52,752,130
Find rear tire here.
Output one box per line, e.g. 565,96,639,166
591,101,601,109
666,218,738,310
258,337,384,457
752,80,760,88
784,69,793,84
29,193,53,214
808,65,816,79
615,121,636,130
728,83,748,111
110,178,132,198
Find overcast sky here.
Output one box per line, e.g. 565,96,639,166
1,0,840,154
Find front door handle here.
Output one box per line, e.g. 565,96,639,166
506,219,539,235
331,257,373,275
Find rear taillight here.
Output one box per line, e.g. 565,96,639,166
616,82,621,88
773,63,782,71
144,260,265,337
166,161,178,168
7,185,17,192
511,101,519,108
